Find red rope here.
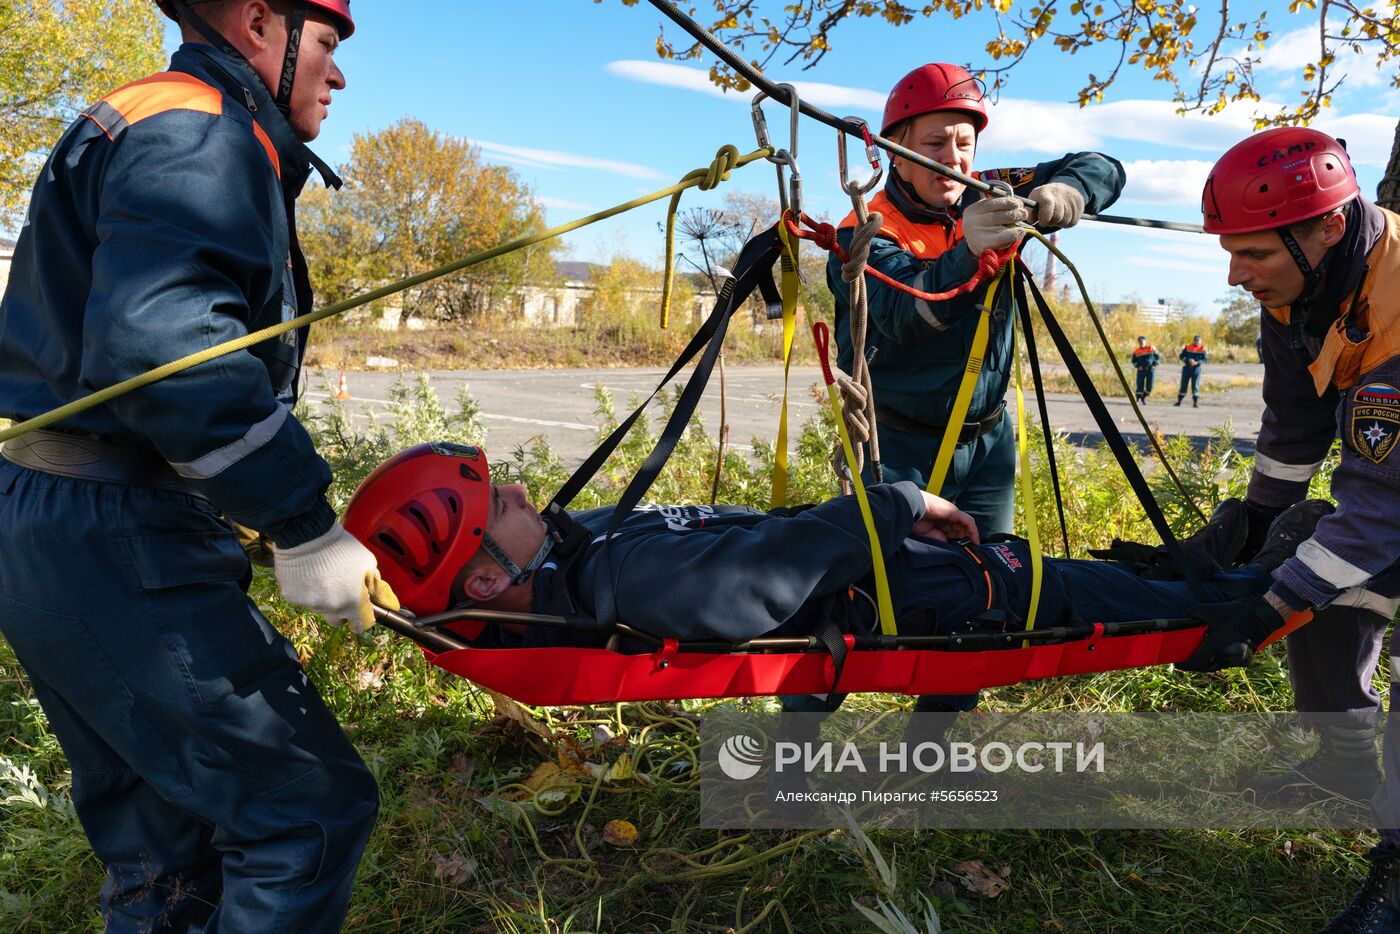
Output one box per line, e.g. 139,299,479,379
782,210,1015,303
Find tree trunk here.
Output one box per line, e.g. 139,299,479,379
1377,116,1400,211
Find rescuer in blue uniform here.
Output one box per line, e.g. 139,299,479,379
0,1,397,928
1194,126,1400,931
812,63,1125,717
1130,336,1161,404
1175,334,1208,406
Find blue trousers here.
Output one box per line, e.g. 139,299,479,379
1178,365,1201,398
1135,368,1155,398
0,463,378,933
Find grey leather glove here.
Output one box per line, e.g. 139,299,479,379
962,195,1030,254
1027,182,1085,229
272,523,399,634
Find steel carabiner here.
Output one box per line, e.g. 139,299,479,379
837,116,882,196
751,83,803,216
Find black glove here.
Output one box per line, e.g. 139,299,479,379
1176,596,1288,672
1087,539,1161,572
1237,501,1286,564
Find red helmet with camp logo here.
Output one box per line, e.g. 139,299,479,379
1201,127,1358,234
882,63,989,137
157,0,355,38
342,443,490,614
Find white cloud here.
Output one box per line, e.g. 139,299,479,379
1117,158,1213,206
607,59,1396,170
466,138,666,180
1253,25,1386,90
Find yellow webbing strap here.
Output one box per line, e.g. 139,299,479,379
926,266,1009,494
1009,278,1044,643
813,321,897,636
770,221,800,508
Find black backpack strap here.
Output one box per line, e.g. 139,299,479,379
1017,269,1210,601
1011,270,1071,558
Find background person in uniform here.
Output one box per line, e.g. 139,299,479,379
1175,334,1208,406
1130,335,1161,404
1196,126,1400,931
0,1,397,929
802,62,1125,719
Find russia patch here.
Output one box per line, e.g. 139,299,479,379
1350,382,1400,464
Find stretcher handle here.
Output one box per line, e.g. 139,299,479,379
1258,607,1314,650
375,604,1211,654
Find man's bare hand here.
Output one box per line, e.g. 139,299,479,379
912,492,980,543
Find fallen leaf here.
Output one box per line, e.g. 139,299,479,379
430,851,477,886
951,859,1011,898
485,690,553,742
603,819,639,847
501,761,578,802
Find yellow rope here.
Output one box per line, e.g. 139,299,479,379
0,145,773,445
1009,270,1044,643
659,144,744,329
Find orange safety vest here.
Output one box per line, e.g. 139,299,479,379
1267,207,1400,394
1133,345,1158,358
837,190,963,260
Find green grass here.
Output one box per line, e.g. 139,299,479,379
0,377,1373,933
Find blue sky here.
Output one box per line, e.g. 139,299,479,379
161,1,1399,315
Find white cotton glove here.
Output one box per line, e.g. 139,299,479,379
1027,182,1085,229
962,195,1030,254
272,523,399,634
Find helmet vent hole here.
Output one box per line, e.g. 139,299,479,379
431,541,441,556
407,505,430,533
376,533,406,557
447,495,460,515
411,568,424,579
1259,184,1269,193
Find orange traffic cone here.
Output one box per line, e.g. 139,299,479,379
334,370,352,400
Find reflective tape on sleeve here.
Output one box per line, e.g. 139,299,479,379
171,405,289,480
1296,538,1374,591
1253,451,1326,483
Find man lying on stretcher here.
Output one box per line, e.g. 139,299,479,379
344,443,1328,670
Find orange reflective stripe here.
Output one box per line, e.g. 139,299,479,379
250,121,281,179
101,72,222,125
92,71,280,179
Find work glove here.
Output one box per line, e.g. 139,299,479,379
272,523,400,634
963,195,1030,254
1026,182,1085,229
1176,595,1287,672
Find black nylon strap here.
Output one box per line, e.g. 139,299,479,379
813,610,850,695
582,227,785,631
548,227,783,513
1019,272,1210,601
275,3,306,115
1011,268,1070,558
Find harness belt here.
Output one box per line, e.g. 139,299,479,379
1,429,205,499
874,401,1005,444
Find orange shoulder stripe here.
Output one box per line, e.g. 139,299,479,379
101,72,223,125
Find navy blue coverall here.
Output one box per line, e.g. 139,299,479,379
519,484,1272,646
0,46,376,931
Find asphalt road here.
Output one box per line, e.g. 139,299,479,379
306,363,1267,469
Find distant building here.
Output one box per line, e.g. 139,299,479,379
0,237,15,298
515,260,606,327
1102,297,1188,324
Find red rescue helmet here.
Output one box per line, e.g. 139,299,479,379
1201,127,1358,235
882,63,989,137
342,442,490,614
157,0,355,39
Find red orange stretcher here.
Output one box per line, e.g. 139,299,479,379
375,606,1312,706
